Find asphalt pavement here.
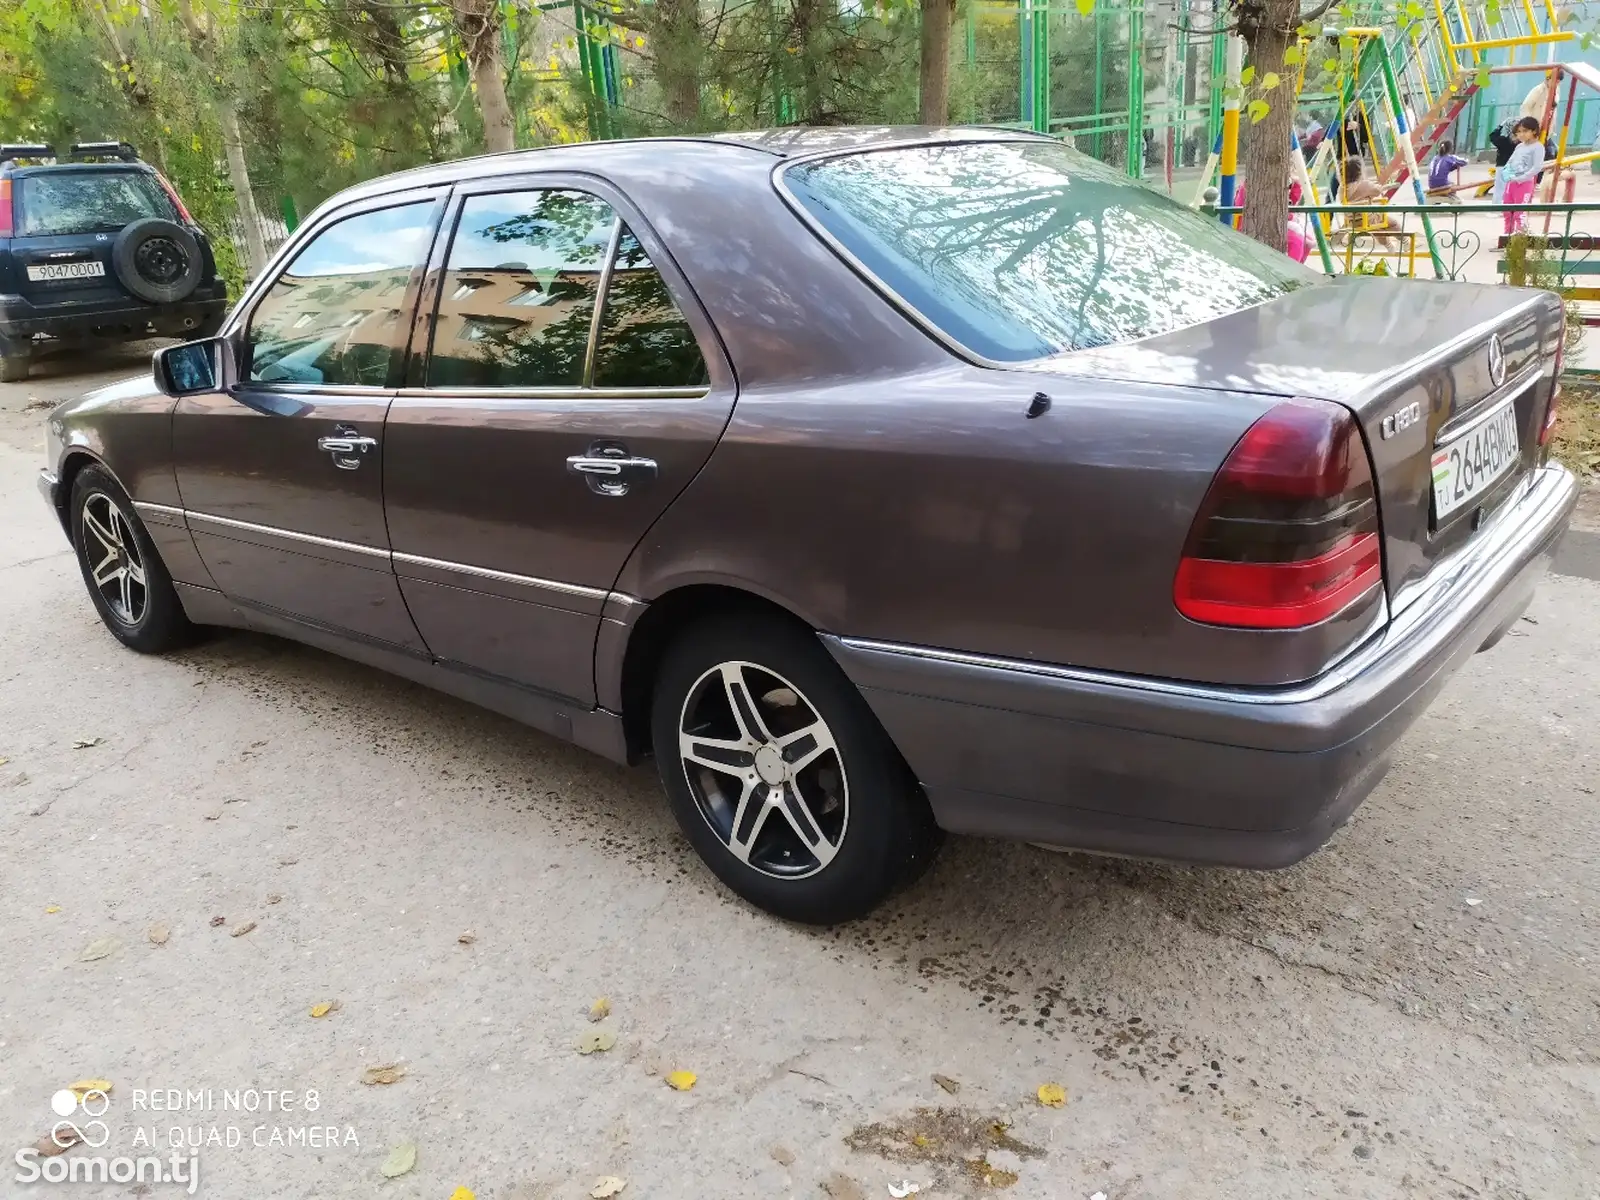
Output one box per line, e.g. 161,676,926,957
0,343,1595,1199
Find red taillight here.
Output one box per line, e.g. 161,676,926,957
1174,399,1383,630
155,173,193,223
0,177,12,237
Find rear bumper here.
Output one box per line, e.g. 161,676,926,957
824,463,1578,869
0,286,226,343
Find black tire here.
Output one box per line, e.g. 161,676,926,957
69,465,197,654
651,612,941,924
112,218,203,305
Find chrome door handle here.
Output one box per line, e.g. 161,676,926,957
567,447,657,497
317,431,377,470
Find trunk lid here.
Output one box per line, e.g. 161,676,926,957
1036,277,1562,615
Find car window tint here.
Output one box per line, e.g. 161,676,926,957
247,202,436,388
784,140,1314,360
592,228,708,389
427,190,616,389
16,171,173,236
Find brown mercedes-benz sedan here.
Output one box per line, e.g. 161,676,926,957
38,127,1576,923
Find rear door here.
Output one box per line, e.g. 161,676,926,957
8,167,169,306
172,189,446,650
382,173,737,706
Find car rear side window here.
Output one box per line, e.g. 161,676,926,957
16,170,173,237
427,189,615,390
246,201,437,389
783,139,1314,361
592,227,708,389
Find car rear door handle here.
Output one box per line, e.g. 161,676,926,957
317,431,377,470
567,446,657,497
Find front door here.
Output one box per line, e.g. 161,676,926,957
382,176,737,705
172,192,446,651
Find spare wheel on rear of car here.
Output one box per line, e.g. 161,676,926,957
112,217,203,304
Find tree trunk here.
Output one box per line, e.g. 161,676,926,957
654,0,704,130
794,0,828,124
918,0,955,125
218,100,268,278
1238,0,1298,252
453,0,516,153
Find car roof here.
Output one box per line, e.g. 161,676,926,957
4,161,155,177
329,124,1052,205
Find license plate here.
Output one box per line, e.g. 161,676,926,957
1431,399,1521,521
26,260,105,282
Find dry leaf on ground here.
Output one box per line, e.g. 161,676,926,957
266,894,282,905
278,857,299,866
203,811,221,821
0,755,8,766
770,1144,796,1166
230,921,256,938
664,1070,697,1091
36,1129,77,1157
447,1190,475,1200
72,737,103,750
457,931,476,945
589,996,611,1022
67,1080,112,1100
309,1000,341,1018
379,1142,416,1178
576,1028,617,1055
79,937,117,963
45,905,60,914
1036,1083,1067,1108
590,1177,627,1198
821,1173,867,1200
932,1074,960,1095
148,924,170,945
361,1065,406,1086
209,916,225,927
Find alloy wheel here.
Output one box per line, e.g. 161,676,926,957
678,661,849,879
81,491,147,625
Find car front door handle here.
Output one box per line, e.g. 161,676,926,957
567,446,658,497
317,429,377,470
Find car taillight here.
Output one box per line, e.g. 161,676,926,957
1174,399,1383,630
155,173,193,223
0,177,12,237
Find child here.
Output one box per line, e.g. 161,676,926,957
1426,139,1469,196
1496,116,1544,234
1286,180,1312,264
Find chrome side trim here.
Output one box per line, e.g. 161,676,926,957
603,591,640,608
132,501,186,519
391,385,710,401
841,463,1575,711
391,550,609,601
185,510,391,560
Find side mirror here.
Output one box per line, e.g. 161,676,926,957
153,336,234,398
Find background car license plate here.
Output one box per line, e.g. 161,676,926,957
1432,399,1520,521
26,261,105,282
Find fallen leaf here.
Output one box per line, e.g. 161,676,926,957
770,1144,796,1167
45,905,60,914
889,1183,921,1198
148,924,169,945
230,921,256,938
0,755,8,766
266,894,282,905
822,1173,867,1200
79,937,118,963
1465,897,1483,906
278,858,299,867
36,1128,77,1156
447,1190,475,1200
1036,1083,1067,1108
361,1064,406,1086
664,1069,696,1091
590,1177,627,1198
310,1000,341,1018
457,931,476,945
911,1135,931,1148
72,737,103,750
932,1074,960,1095
379,1141,416,1178
589,996,611,1022
576,1028,617,1055
203,811,221,821
209,916,225,927
67,1080,113,1100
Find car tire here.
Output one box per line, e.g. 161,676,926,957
69,464,197,654
112,218,203,305
650,612,941,924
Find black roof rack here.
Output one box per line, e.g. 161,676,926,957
0,143,55,165
69,141,139,162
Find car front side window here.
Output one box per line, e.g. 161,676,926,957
246,201,437,389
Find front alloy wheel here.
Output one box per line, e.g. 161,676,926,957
80,491,148,626
679,661,848,879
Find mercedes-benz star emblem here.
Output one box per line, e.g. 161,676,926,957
1487,334,1506,388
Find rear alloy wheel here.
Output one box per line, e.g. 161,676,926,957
70,465,197,653
651,614,940,924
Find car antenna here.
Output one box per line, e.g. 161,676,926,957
1026,392,1052,419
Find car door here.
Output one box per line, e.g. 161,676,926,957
382,174,737,705
171,189,446,651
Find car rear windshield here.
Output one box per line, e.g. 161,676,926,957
783,139,1315,361
16,170,174,237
